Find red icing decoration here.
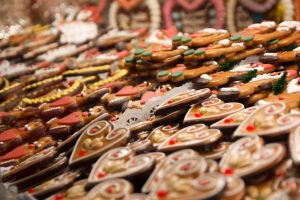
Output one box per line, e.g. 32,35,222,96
78,149,87,157
58,112,82,125
224,118,233,124
50,96,73,107
181,164,190,171
54,194,64,200
199,181,209,186
116,86,139,96
194,112,202,118
1,145,27,161
18,127,25,132
223,168,234,176
211,90,218,95
167,99,174,104
97,171,106,178
82,112,88,116
141,91,156,104
27,188,35,194
0,129,17,142
246,124,256,132
168,138,177,145
157,190,169,198
91,127,99,133
261,64,274,69
116,50,129,59
286,70,297,77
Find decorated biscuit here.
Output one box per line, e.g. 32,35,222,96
195,63,275,88
217,70,298,101
184,98,244,125
198,142,231,160
85,178,133,200
45,179,87,200
1,145,57,182
233,102,300,137
88,147,155,187
26,170,81,199
0,122,45,155
142,149,200,193
219,136,286,178
220,175,245,200
260,48,300,64
148,158,226,200
47,106,106,139
154,88,211,116
211,106,259,130
147,123,180,149
158,124,222,152
69,121,130,167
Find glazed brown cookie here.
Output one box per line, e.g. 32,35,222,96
184,98,244,125
219,136,286,178
233,102,300,137
69,121,130,167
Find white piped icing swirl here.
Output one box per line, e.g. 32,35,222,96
287,78,300,94
200,74,213,80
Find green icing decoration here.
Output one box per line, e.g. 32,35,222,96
125,56,134,63
272,72,287,95
158,70,169,77
194,49,205,55
183,49,195,56
136,60,143,64
219,60,240,71
172,71,183,78
241,69,257,83
243,36,254,42
172,35,182,41
181,37,192,44
134,48,144,55
268,39,278,45
229,34,241,41
142,51,152,56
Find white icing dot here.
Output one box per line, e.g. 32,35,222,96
200,74,213,81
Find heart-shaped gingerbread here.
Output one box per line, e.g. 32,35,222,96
148,158,226,200
116,0,143,11
233,102,300,137
69,121,130,167
142,149,201,193
158,124,222,152
211,106,259,129
147,123,180,148
219,136,286,178
184,98,244,125
88,147,155,187
154,88,211,116
85,178,133,200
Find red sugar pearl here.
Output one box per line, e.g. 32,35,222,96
167,99,174,104
157,190,169,199
78,149,87,157
97,171,106,178
278,96,285,100
27,188,35,193
246,124,256,132
224,118,233,124
223,168,234,176
194,112,202,118
168,138,177,145
54,194,64,200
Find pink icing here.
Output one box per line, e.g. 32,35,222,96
116,86,139,96
141,91,156,104
287,70,297,77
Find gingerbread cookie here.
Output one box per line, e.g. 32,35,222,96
158,124,222,152
219,135,286,178
184,98,244,125
233,102,300,137
69,121,130,167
